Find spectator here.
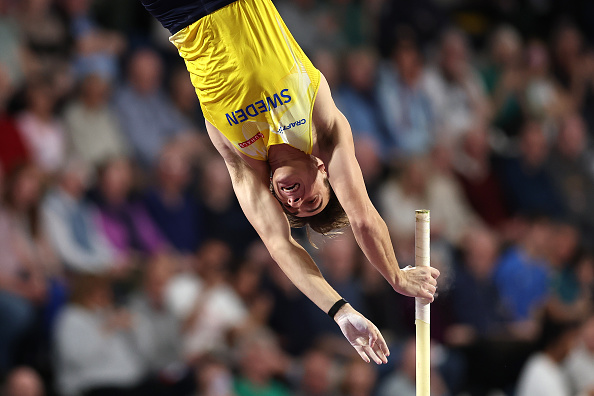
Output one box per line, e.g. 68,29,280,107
565,315,594,396
378,150,478,247
295,349,338,396
165,240,248,361
42,158,115,273
376,30,434,156
17,78,66,174
63,73,129,170
234,329,290,396
60,0,125,82
0,62,30,175
3,163,58,278
194,357,235,396
424,28,490,144
494,217,552,329
515,317,579,396
0,165,38,375
275,0,324,54
481,25,524,136
338,359,377,396
523,40,567,122
128,254,190,394
335,48,389,160
449,226,509,343
550,23,593,118
548,114,594,238
377,338,447,396
144,144,203,255
547,249,594,323
3,366,45,396
53,274,146,396
198,156,259,255
169,67,205,128
454,122,511,229
115,48,191,167
93,157,166,261
498,121,565,217
16,0,69,75
0,0,29,86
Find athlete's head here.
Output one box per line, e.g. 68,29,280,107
270,156,349,234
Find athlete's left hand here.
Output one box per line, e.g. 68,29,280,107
334,304,389,364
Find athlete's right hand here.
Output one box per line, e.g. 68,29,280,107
393,265,440,303
334,304,390,364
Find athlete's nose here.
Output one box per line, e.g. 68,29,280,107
287,197,301,207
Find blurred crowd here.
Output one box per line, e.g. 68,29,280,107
1,0,594,395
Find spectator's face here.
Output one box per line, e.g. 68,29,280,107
0,63,12,110
61,163,89,199
196,240,232,278
464,229,498,279
170,70,199,112
491,28,521,67
441,33,468,79
301,351,334,395
321,233,357,281
81,75,110,107
520,122,548,167
241,339,280,383
395,45,421,82
313,50,339,89
27,85,55,117
342,361,377,396
548,224,578,266
100,159,132,204
558,115,586,158
554,27,582,63
582,316,594,353
63,0,90,16
11,166,42,210
346,51,376,92
158,148,190,192
129,50,163,95
463,125,490,160
526,41,549,75
4,368,44,396
576,256,594,287
145,255,173,306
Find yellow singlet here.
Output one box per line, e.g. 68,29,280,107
169,0,321,161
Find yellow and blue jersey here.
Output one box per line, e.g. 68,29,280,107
141,0,321,161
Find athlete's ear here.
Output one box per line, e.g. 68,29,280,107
316,158,327,174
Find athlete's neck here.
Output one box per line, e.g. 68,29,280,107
268,144,312,173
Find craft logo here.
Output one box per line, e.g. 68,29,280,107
277,119,306,133
238,132,264,148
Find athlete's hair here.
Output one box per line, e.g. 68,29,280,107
270,178,350,235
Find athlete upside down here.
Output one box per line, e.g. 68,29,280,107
140,0,440,364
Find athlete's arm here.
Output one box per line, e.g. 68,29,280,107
205,122,389,364
314,75,439,301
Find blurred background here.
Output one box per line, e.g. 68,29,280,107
1,0,594,395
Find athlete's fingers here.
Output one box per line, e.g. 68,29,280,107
374,344,387,364
426,273,438,286
419,289,434,302
375,330,390,357
426,284,437,295
362,345,383,365
354,346,370,363
430,267,440,279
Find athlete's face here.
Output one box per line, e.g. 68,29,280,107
272,160,330,217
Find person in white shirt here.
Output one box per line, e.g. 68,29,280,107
565,315,594,396
516,317,580,396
